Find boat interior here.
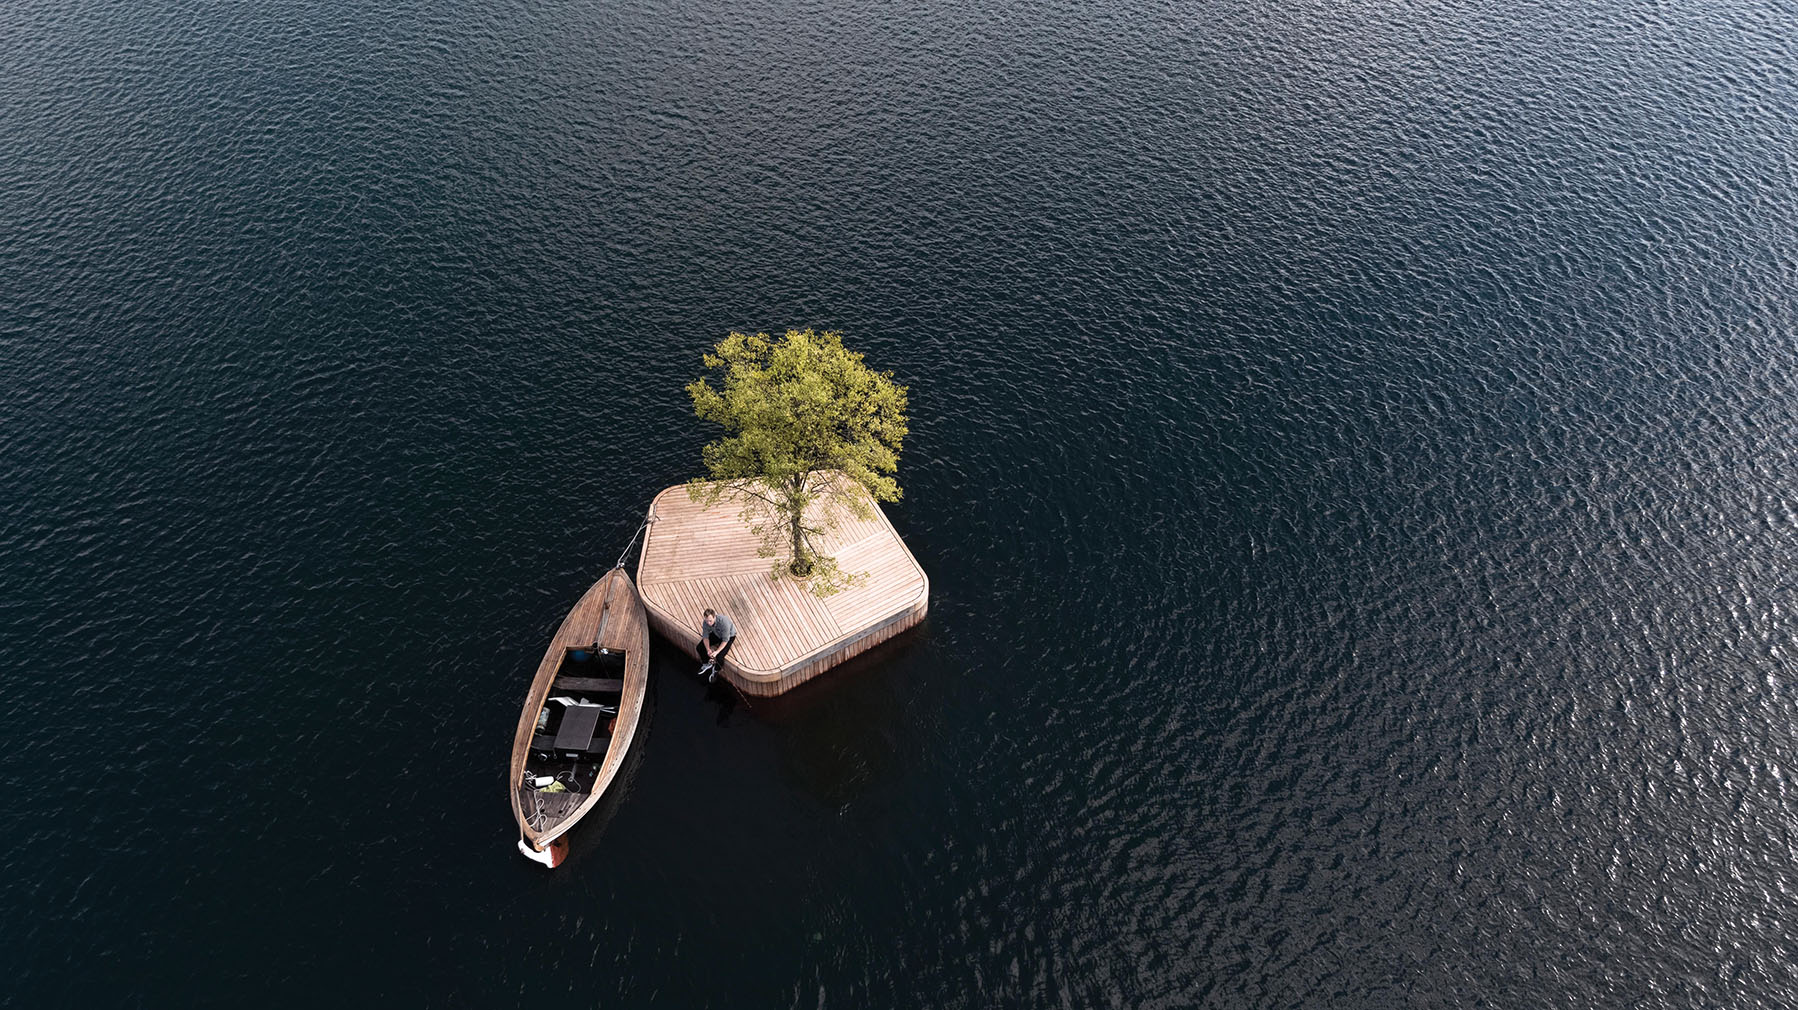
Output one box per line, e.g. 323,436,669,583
518,646,628,830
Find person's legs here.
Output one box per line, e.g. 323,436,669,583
695,638,710,662
714,636,735,665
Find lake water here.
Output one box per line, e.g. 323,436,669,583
4,0,1797,1004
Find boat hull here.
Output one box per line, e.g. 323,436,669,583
509,567,650,859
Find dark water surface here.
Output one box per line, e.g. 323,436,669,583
5,0,1798,1004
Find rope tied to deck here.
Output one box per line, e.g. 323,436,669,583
613,510,653,570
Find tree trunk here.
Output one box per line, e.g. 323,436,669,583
787,485,812,577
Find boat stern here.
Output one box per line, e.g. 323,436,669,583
517,836,568,869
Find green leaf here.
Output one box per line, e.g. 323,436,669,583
687,329,908,595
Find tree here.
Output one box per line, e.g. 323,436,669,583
686,328,909,597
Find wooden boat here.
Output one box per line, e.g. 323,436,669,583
510,566,649,867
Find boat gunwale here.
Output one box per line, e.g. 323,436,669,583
509,567,650,850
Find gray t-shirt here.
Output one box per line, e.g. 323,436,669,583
702,612,736,644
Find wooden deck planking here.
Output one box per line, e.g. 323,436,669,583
658,552,781,579
770,572,844,644
651,546,854,659
820,545,926,627
649,570,826,673
637,478,928,695
704,572,836,671
689,574,778,666
824,584,922,629
809,513,886,555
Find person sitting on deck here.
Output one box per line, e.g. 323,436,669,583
696,608,736,679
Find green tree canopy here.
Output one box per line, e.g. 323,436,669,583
686,328,909,596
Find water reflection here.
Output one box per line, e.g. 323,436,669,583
758,634,927,811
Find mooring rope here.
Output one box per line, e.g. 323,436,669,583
613,510,653,570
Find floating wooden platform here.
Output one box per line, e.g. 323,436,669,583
636,479,928,696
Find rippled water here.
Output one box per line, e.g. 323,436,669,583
4,0,1797,1004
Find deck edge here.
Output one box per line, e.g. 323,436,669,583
636,478,929,696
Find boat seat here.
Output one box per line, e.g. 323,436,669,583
553,676,624,694
534,721,614,755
